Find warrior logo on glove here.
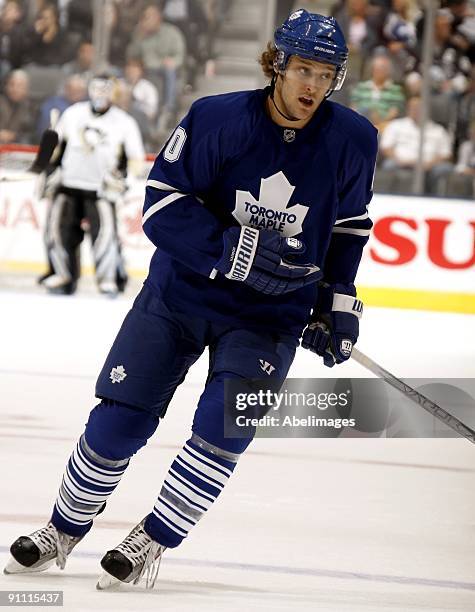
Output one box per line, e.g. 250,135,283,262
214,226,321,296
340,339,353,357
301,283,363,367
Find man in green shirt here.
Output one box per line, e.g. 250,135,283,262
127,4,186,130
350,54,405,132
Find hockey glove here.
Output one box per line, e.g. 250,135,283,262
214,226,322,295
301,283,363,367
99,169,127,202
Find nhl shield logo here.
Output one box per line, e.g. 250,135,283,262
283,129,296,143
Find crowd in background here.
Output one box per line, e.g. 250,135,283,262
0,0,231,149
278,0,475,196
1,0,475,196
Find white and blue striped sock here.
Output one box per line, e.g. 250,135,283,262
145,434,239,547
51,434,130,536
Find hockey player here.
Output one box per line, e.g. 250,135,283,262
5,10,377,588
39,74,145,296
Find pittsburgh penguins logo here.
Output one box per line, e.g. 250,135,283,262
81,126,108,152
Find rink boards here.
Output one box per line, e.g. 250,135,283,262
0,176,474,313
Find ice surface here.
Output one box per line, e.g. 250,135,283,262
0,291,474,611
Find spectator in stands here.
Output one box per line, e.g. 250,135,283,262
117,0,150,40
442,0,475,64
446,117,475,197
127,4,186,132
380,96,454,194
124,57,159,123
105,1,130,68
455,62,475,146
424,9,472,97
66,0,92,40
350,53,405,131
404,70,422,97
36,73,87,138
331,0,383,82
162,0,208,90
62,39,94,82
201,0,233,77
0,0,26,80
23,1,71,30
27,1,66,26
114,78,151,150
455,118,475,175
24,3,75,66
382,0,418,81
0,69,34,143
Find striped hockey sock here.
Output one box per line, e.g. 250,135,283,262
51,434,130,537
145,434,239,548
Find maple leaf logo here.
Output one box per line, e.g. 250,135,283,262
232,171,309,237
109,365,127,384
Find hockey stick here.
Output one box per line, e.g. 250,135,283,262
351,347,475,444
0,129,58,182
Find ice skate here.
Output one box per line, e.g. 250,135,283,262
40,274,77,295
98,280,119,297
4,523,83,575
97,518,166,590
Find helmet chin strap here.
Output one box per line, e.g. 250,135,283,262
270,73,301,123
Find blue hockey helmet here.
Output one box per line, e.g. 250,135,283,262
274,9,348,92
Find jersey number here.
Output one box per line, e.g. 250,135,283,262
164,127,187,163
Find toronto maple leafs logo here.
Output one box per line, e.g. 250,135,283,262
233,171,309,237
110,365,127,384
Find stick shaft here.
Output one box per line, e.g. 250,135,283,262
28,129,58,174
351,347,475,444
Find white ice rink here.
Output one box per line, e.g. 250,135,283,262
0,289,474,611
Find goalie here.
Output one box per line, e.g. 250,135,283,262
39,74,145,296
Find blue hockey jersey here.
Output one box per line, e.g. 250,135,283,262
142,87,378,337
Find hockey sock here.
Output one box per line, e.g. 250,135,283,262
51,400,159,537
144,433,239,548
51,433,129,537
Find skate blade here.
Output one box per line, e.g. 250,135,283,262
96,571,122,590
4,556,55,575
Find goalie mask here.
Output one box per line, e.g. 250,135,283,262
88,75,115,114
274,10,348,97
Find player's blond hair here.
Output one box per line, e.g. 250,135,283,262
258,42,278,80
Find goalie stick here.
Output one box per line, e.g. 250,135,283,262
0,129,58,182
351,347,475,444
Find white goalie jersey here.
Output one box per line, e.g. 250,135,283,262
55,101,145,192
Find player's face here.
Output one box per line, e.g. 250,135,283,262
88,78,114,113
277,57,335,123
